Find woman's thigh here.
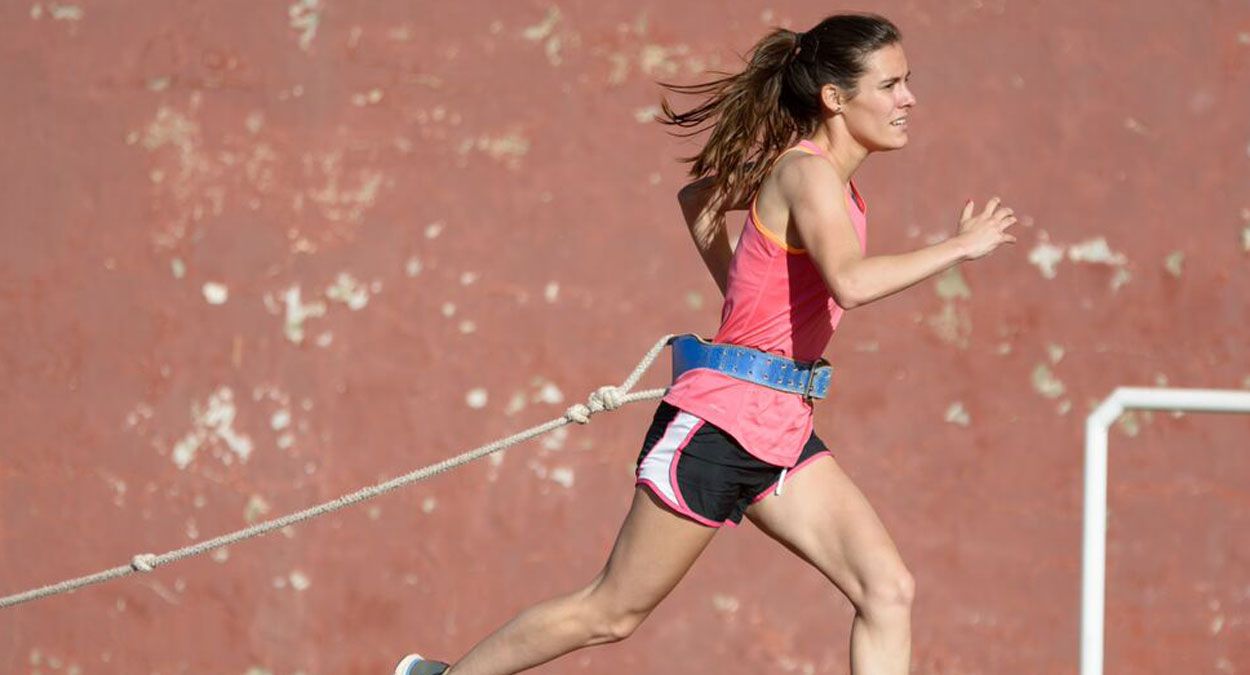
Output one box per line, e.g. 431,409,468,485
588,487,719,614
744,454,909,607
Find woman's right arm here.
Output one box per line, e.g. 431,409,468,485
786,158,1017,310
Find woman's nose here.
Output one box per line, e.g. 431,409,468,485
899,85,917,108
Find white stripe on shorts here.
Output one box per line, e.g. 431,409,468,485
637,410,703,507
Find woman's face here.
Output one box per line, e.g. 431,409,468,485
836,43,916,152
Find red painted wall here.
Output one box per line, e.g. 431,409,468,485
2,1,1248,673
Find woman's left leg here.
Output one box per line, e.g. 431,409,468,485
745,454,914,675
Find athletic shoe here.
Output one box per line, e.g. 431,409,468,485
393,653,451,675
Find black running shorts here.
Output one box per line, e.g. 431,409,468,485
634,401,832,528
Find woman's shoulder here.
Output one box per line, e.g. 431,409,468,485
761,150,841,207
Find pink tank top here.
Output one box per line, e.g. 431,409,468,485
662,139,868,467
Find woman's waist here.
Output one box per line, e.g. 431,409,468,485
709,326,833,363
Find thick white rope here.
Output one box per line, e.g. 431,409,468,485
0,334,677,610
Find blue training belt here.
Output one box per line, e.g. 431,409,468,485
667,334,833,401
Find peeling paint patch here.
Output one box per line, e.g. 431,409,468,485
685,291,703,310
639,44,697,77
1028,239,1065,279
1241,226,1250,252
138,106,223,249
944,401,971,427
712,594,740,613
458,320,477,334
533,380,564,404
325,272,371,310
505,391,528,416
125,402,155,430
523,7,560,41
1046,344,1065,364
425,221,445,239
289,570,311,591
1030,234,1132,290
1110,267,1131,291
171,258,186,279
606,53,631,85
544,281,560,302
244,494,271,523
31,3,83,21
271,285,327,344
521,6,574,65
351,88,385,106
466,388,488,409
245,111,265,134
270,409,291,431
634,105,662,123
550,467,575,488
935,267,971,300
460,271,480,285
289,0,321,52
170,387,254,468
927,303,971,349
405,256,423,276
1116,411,1141,437
202,281,229,305
604,35,711,86
1031,364,1066,399
1068,237,1127,266
541,426,570,452
303,151,385,223
1164,251,1185,277
464,131,531,168
422,497,438,513
441,302,457,317
1123,117,1149,135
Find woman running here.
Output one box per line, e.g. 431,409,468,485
397,12,1017,675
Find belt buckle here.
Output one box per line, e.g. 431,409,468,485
801,358,829,402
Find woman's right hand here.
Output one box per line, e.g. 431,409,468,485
957,197,1018,260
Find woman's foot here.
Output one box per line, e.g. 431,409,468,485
393,654,451,675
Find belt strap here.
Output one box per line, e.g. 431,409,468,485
667,334,833,401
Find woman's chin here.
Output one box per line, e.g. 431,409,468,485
870,136,909,152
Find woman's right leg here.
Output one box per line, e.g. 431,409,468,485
445,487,718,675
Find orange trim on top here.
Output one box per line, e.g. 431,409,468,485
749,144,821,255
750,197,806,254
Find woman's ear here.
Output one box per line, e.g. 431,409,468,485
820,83,843,114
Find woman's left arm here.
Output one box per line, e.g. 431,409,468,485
677,178,735,298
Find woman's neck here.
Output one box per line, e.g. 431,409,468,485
805,124,868,183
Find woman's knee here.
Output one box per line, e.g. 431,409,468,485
582,591,655,643
855,566,915,616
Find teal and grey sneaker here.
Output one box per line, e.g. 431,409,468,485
393,654,451,675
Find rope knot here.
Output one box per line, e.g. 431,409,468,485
564,385,626,424
131,554,157,573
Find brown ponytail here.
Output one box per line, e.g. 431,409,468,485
657,14,901,215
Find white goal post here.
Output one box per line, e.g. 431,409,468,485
1082,387,1250,675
